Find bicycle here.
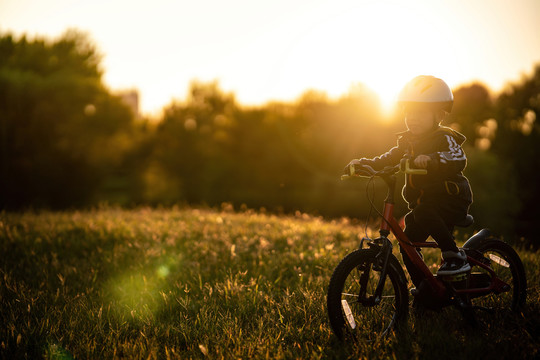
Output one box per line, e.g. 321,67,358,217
326,159,527,340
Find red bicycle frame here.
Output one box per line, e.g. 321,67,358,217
378,177,510,300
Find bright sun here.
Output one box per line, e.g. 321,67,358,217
269,1,463,113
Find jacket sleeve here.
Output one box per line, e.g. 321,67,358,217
362,145,405,170
428,134,467,175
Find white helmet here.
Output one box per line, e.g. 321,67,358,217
398,75,454,112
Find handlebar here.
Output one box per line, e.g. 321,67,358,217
341,158,427,180
399,158,429,175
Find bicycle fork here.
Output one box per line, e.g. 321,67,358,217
358,237,393,306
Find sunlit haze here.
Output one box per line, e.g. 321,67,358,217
2,0,540,115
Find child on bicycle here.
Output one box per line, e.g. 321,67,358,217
345,75,473,282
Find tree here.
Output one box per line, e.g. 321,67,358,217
144,81,238,204
449,83,494,143
0,30,134,208
491,64,540,244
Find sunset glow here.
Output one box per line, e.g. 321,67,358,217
1,0,539,115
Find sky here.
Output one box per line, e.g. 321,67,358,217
1,0,540,116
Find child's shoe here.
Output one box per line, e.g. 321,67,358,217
437,249,471,276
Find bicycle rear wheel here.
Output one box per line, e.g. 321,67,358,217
327,248,409,340
468,238,526,316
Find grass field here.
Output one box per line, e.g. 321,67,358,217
1,206,539,359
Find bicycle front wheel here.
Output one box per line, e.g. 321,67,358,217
327,248,409,340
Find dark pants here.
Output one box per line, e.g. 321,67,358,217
400,198,470,287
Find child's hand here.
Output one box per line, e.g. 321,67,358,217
344,158,366,174
414,155,431,169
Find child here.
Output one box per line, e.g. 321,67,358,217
345,75,473,282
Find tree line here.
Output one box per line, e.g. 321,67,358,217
1,31,538,245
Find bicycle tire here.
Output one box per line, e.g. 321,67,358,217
468,238,527,314
327,248,409,340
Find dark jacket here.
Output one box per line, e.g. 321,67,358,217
363,126,473,209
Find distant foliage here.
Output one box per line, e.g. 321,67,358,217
1,30,538,244
491,64,540,243
0,30,134,208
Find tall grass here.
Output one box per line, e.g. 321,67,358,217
1,207,539,359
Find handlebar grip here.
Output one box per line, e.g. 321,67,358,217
400,158,428,175
341,164,356,180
